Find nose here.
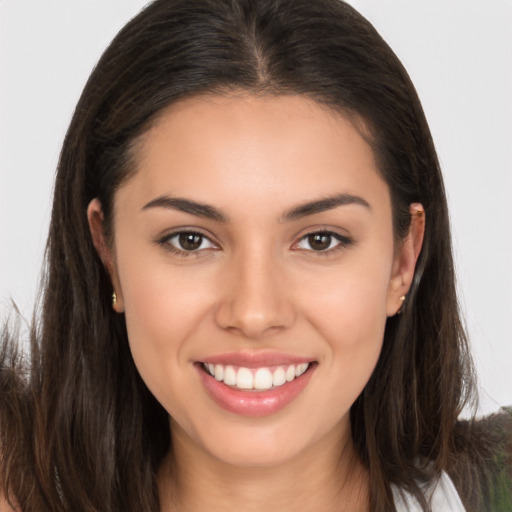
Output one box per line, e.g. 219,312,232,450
215,248,296,339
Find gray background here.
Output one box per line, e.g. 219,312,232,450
1,0,511,416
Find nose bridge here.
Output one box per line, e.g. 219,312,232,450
216,240,294,337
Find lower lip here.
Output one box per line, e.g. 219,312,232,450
196,364,315,417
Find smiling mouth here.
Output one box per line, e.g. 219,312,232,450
196,357,317,416
200,362,314,391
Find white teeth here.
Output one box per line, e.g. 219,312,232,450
236,367,254,389
204,362,311,390
254,368,273,390
295,363,308,377
223,365,237,386
272,367,286,386
214,364,224,381
285,365,296,382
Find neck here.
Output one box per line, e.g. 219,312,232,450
158,420,369,512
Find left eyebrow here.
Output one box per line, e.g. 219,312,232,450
280,193,371,222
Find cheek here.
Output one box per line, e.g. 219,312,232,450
117,260,219,435
300,251,392,345
295,250,392,399
114,246,213,390
321,283,387,378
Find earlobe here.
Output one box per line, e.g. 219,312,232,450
386,203,425,316
87,198,124,312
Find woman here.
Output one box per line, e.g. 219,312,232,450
1,0,510,510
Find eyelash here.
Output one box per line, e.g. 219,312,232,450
293,230,353,255
157,229,217,257
156,229,353,257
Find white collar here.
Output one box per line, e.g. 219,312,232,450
392,471,466,512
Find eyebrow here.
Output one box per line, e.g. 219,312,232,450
280,193,371,221
141,192,370,223
142,196,227,222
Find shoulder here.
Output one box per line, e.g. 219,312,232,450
449,407,512,512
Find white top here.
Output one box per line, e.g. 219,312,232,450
392,471,466,511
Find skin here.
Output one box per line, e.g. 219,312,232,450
88,93,424,511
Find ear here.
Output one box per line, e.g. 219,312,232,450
386,203,425,316
87,198,124,312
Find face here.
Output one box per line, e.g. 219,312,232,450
89,94,419,469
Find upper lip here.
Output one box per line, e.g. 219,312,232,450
199,351,315,368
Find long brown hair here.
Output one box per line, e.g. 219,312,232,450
1,0,477,510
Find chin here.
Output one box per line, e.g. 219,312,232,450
205,433,309,469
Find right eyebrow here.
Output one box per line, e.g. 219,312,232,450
141,196,228,222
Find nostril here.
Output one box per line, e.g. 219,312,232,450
214,291,296,338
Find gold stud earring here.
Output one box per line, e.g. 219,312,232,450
397,295,406,315
112,291,117,309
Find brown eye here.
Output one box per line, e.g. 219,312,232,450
160,231,216,253
307,233,332,251
178,232,204,251
295,231,352,253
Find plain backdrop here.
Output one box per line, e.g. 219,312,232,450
1,0,511,416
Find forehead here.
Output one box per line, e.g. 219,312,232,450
119,93,389,217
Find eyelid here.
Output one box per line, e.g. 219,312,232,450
291,227,354,253
155,226,353,257
156,227,220,256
